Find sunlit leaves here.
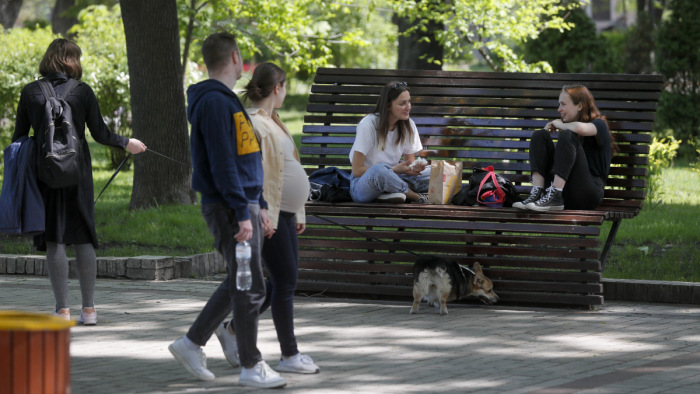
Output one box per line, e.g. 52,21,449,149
389,0,584,72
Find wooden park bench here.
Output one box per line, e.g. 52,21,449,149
296,68,664,308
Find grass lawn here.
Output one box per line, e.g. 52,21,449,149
1,95,698,282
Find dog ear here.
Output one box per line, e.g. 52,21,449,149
473,262,483,273
474,274,484,287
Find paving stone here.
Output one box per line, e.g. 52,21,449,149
1,275,683,394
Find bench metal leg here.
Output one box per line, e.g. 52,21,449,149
600,220,621,270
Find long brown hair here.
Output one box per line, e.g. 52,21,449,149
562,84,619,153
39,38,83,79
242,62,286,103
371,81,413,151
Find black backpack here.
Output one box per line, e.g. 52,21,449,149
451,166,521,207
36,78,82,189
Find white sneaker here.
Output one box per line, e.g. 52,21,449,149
52,308,70,321
168,337,215,381
415,193,429,204
214,322,240,367
78,307,97,325
376,192,406,203
276,353,320,374
239,360,287,388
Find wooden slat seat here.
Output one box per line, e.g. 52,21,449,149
297,68,664,308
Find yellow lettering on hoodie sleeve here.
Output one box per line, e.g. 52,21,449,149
234,112,260,155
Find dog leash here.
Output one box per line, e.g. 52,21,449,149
311,213,423,258
94,153,131,203
146,148,190,167
310,213,479,275
94,148,190,204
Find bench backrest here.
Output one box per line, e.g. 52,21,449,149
300,68,664,219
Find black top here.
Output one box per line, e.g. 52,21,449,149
13,72,128,249
582,118,612,182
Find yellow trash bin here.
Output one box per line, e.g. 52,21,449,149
0,311,75,394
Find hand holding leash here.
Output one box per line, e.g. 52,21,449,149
126,138,147,154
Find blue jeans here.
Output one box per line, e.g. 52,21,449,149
186,202,266,368
350,163,415,203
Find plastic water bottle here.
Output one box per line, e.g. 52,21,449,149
235,241,252,291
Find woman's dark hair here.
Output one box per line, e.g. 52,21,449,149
562,84,619,153
371,81,413,151
201,31,239,71
242,62,286,103
39,38,82,79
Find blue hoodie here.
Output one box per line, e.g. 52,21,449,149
187,79,266,221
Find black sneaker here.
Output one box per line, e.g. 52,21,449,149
525,186,564,211
512,186,544,209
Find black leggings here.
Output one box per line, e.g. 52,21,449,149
260,211,300,357
529,129,605,210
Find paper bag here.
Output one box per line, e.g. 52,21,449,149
427,160,463,204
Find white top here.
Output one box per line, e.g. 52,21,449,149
349,113,423,167
279,130,310,214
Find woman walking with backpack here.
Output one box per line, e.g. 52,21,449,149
13,38,147,324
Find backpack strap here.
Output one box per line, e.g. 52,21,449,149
36,78,56,100
477,170,506,205
36,78,80,100
60,78,80,99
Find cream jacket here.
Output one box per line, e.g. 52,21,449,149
246,107,305,229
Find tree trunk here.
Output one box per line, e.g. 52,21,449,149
395,15,443,70
0,0,23,30
51,0,77,35
120,0,195,209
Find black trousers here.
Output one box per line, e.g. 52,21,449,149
260,211,300,357
529,129,605,210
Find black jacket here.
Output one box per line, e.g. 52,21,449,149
13,72,128,249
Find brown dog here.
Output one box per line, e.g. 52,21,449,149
410,256,498,315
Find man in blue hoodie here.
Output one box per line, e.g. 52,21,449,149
168,32,286,389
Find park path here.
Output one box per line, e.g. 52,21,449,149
2,275,700,393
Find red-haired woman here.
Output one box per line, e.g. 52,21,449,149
513,84,618,211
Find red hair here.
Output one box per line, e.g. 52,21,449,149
562,84,618,153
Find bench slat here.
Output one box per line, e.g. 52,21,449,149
299,68,660,308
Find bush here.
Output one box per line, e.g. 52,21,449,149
646,135,681,206
0,27,57,165
656,0,700,158
521,7,624,73
70,5,132,169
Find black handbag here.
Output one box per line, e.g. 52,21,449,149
451,166,520,207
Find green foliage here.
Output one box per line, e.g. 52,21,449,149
390,0,583,72
0,26,57,163
522,7,597,72
178,0,372,78
70,4,131,169
646,136,681,206
327,0,398,70
603,163,700,282
622,12,656,74
655,0,700,156
521,7,624,73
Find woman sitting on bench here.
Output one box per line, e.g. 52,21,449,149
349,81,429,204
514,84,618,211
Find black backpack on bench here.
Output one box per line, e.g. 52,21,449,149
36,78,82,189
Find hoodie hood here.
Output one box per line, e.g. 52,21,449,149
187,79,237,122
